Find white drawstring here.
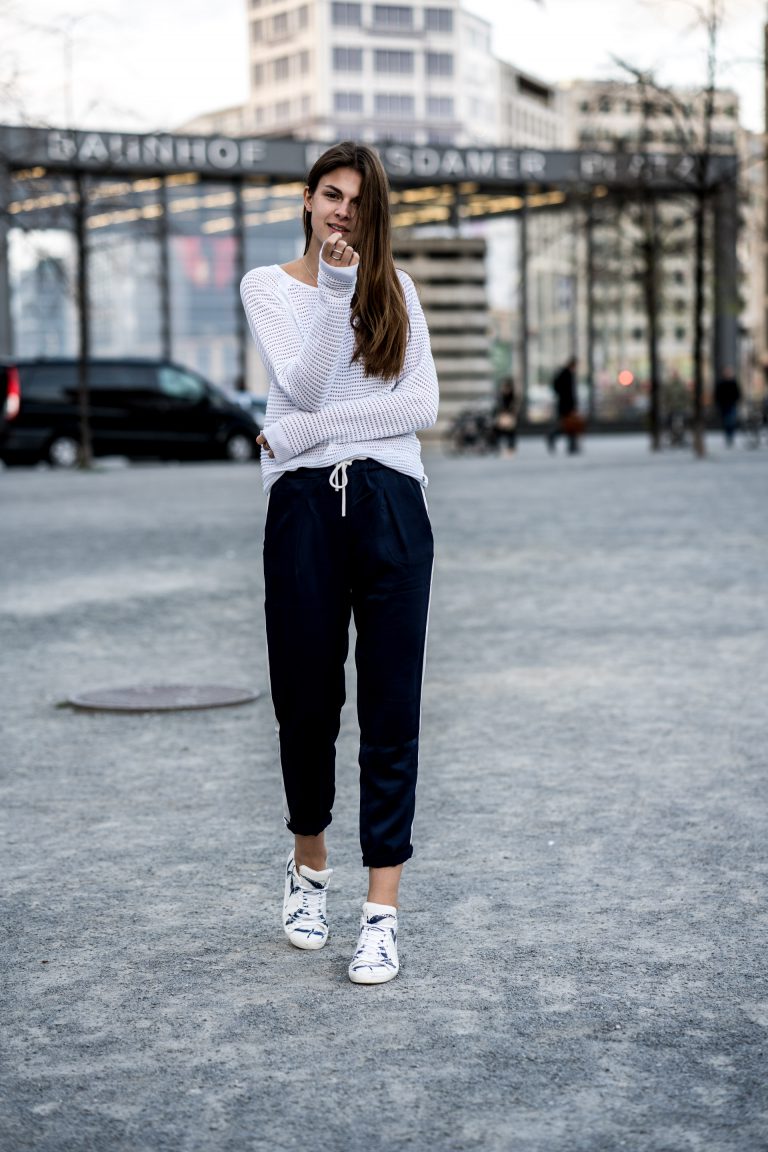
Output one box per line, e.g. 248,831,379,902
329,457,365,516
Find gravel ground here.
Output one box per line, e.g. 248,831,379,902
1,434,766,1152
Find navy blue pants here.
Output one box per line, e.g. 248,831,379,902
264,460,434,868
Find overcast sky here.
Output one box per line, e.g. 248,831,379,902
1,0,764,134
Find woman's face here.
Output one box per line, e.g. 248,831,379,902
304,166,362,250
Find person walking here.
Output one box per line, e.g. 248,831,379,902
547,356,582,454
492,376,518,456
714,366,741,447
240,142,438,985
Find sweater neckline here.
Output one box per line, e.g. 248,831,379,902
276,264,317,289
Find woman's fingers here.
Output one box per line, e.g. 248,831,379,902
257,433,274,458
322,232,358,267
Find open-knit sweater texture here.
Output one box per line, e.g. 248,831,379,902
240,256,439,492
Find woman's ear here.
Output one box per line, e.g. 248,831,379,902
303,186,312,213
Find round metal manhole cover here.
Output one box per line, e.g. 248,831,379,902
67,684,261,713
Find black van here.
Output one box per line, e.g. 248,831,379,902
0,358,261,467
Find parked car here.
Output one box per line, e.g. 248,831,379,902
0,358,261,467
229,391,268,429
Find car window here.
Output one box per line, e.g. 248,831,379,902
158,367,206,403
89,365,154,390
19,362,153,399
20,364,78,401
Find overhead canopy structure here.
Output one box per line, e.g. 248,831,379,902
0,124,740,407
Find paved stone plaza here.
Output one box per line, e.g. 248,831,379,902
1,435,766,1151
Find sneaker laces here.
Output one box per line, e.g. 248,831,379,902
352,917,396,970
292,875,328,924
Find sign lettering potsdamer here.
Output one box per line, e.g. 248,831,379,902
0,125,737,190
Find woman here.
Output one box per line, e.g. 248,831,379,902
240,142,438,985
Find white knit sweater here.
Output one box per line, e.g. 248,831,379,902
240,256,439,492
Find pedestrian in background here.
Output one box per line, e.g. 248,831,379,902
547,356,582,455
492,375,518,456
240,141,438,985
714,366,741,447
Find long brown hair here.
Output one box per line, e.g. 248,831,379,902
303,142,408,381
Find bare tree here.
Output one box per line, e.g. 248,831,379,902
0,5,142,469
616,0,731,458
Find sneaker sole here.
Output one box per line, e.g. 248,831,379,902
348,965,399,985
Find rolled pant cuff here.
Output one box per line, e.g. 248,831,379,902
285,816,333,837
361,844,414,870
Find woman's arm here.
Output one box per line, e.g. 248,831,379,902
240,259,357,412
263,276,438,464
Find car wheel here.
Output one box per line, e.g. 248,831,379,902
225,432,257,463
47,435,80,468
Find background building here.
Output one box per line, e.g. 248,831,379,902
186,0,498,147
564,78,748,415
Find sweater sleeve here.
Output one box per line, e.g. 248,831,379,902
240,259,357,412
263,274,439,464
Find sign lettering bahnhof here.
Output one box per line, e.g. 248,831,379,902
0,125,737,190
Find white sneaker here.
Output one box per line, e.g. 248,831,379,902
348,902,399,984
283,853,332,950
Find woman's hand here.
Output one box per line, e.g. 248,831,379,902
257,433,274,458
321,231,359,269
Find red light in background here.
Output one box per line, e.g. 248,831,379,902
618,370,634,387
5,366,20,419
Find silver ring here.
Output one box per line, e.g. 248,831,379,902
332,251,342,260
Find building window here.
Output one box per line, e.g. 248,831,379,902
425,51,453,76
675,327,686,342
299,50,310,74
274,56,290,81
332,2,362,25
468,25,490,50
250,19,263,42
426,95,453,118
301,95,311,117
427,129,455,144
373,5,413,29
252,63,265,87
631,327,644,342
374,93,415,118
334,91,364,114
374,49,414,74
425,7,453,32
297,4,310,28
333,46,364,71
272,11,289,37
276,100,291,120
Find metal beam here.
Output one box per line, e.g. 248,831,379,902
0,165,13,356
712,181,740,378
